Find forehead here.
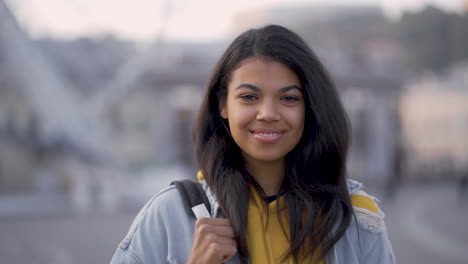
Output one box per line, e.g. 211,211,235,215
228,57,301,89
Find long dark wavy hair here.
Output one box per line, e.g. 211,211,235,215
193,25,352,263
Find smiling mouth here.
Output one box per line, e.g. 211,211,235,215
254,132,282,137
250,129,285,142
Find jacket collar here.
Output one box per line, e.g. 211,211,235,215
199,180,221,217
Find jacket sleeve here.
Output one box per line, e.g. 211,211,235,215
361,228,395,264
109,187,175,264
349,187,395,264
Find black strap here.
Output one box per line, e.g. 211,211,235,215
171,180,212,219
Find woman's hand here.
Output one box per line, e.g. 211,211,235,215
187,218,237,264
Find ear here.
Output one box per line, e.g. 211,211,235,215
219,102,228,119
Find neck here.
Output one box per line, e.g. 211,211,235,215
244,157,285,196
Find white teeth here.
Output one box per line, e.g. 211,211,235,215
257,133,280,137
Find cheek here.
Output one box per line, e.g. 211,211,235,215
285,108,305,132
227,105,256,129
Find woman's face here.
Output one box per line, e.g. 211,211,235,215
220,57,305,164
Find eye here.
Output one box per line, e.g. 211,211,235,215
239,94,258,101
281,96,300,103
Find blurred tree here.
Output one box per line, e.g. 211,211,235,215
398,5,468,73
449,12,468,63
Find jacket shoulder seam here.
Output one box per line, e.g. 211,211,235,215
127,248,144,264
115,247,144,264
119,185,178,250
346,179,364,195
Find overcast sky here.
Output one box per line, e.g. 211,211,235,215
5,0,465,42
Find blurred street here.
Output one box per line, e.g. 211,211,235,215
383,181,468,264
1,181,467,264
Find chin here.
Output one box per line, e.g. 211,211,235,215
248,152,287,163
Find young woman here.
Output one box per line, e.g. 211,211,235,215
110,25,395,264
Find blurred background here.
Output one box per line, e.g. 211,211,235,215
0,0,467,263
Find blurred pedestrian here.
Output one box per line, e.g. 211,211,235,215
458,168,468,204
110,25,395,264
386,141,404,200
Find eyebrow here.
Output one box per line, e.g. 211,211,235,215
235,83,302,92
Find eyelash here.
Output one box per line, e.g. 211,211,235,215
239,94,258,101
238,94,300,103
281,96,299,102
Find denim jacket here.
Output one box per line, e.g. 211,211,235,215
110,180,395,264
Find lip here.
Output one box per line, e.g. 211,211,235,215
250,128,285,143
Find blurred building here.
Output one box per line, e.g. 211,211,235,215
400,64,468,179
0,0,229,208
0,1,124,212
99,41,224,169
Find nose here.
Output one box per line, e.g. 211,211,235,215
256,99,280,122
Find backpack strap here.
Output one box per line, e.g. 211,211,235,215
171,180,212,219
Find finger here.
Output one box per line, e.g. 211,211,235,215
196,223,235,238
204,233,237,247
220,244,238,263
197,217,232,227
208,242,237,262
211,225,235,238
